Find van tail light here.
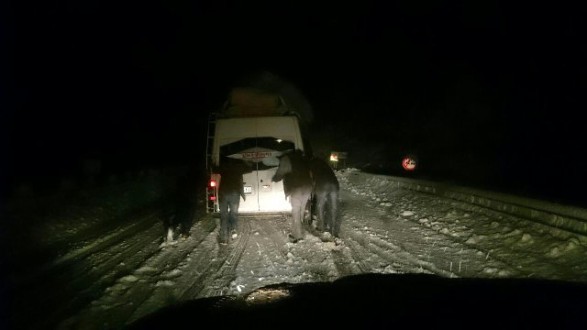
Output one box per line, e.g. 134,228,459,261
208,174,219,200
206,173,220,213
209,173,220,188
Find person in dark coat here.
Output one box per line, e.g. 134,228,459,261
175,167,199,239
308,157,340,237
217,157,251,244
163,165,199,243
272,150,313,242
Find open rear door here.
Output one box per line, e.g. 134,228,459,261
213,116,305,213
220,137,295,212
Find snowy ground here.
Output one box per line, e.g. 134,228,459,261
4,169,587,329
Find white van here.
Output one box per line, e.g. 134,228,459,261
206,115,306,214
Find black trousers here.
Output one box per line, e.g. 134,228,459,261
219,192,240,243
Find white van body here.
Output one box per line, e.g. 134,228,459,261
210,115,305,213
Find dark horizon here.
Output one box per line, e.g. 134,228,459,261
4,1,585,207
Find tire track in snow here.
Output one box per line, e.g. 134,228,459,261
178,218,252,300
329,246,363,276
346,228,455,277
125,217,223,324
372,192,541,278
341,176,528,279
343,171,587,280
414,195,587,280
198,219,253,298
249,213,291,258
15,215,165,330
219,215,291,296
338,184,469,278
60,216,217,329
338,188,454,276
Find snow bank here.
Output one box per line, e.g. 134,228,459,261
341,169,587,236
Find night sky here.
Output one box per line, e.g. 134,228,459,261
4,1,585,206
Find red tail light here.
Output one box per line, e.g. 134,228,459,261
209,195,216,201
209,179,217,187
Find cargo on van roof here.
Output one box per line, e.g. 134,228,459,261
216,72,314,124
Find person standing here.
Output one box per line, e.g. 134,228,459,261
162,164,199,244
217,157,250,244
174,165,199,240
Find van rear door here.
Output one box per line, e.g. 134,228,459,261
220,137,295,212
214,116,304,213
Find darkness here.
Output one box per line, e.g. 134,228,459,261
3,1,585,206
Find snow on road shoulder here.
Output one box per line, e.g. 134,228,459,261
338,177,511,278
337,168,587,281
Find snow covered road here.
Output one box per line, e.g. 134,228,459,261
6,170,587,329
